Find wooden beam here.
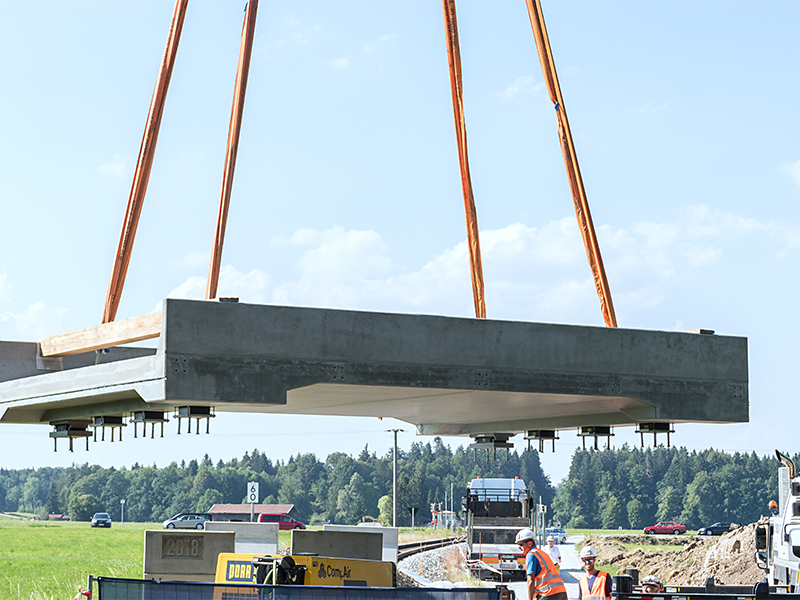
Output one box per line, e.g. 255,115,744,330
39,312,162,357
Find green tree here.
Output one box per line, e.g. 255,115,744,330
336,473,368,524
600,495,624,529
68,493,104,521
377,494,392,525
197,489,224,513
19,476,48,515
627,498,647,529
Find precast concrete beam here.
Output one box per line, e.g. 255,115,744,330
0,298,748,437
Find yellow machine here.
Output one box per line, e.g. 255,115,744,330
215,553,396,588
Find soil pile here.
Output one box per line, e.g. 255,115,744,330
585,522,766,587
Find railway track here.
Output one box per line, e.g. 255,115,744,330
397,535,466,561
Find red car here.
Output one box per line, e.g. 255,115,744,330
643,521,686,535
257,513,306,530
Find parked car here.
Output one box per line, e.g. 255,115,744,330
162,514,209,529
643,521,686,535
91,512,112,528
257,513,306,530
545,527,568,544
165,512,212,522
697,522,739,536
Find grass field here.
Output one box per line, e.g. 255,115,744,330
0,518,152,599
0,517,457,599
4,520,664,598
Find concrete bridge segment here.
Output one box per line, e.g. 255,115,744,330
0,299,748,441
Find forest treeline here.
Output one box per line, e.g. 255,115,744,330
2,442,790,528
0,438,554,524
552,446,792,530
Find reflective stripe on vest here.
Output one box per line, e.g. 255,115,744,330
580,570,610,600
532,549,567,597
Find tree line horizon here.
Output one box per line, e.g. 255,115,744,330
0,441,790,528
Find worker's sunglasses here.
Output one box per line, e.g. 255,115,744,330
582,558,595,563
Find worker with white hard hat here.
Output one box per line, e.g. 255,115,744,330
515,529,567,600
640,575,662,594
544,536,561,574
578,546,612,600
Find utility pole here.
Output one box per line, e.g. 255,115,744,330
387,428,403,527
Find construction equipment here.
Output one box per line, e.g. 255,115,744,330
754,450,800,590
464,477,533,579
216,553,395,587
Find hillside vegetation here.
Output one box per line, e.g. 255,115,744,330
0,439,554,524
553,446,791,529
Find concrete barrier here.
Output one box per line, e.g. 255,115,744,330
143,530,235,582
323,524,398,562
291,529,383,561
204,521,279,554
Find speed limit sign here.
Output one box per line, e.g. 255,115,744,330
247,482,259,504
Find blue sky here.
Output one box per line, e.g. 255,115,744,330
1,1,798,484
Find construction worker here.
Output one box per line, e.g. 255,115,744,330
544,536,561,573
515,529,567,600
640,575,662,594
578,546,612,600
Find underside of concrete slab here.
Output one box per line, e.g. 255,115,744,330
0,299,748,439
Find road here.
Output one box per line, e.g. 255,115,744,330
509,535,584,600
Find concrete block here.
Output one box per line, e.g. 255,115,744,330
291,529,383,561
143,529,235,582
323,524,398,562
203,521,279,554
0,299,749,440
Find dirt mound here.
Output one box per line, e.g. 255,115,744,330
587,522,766,587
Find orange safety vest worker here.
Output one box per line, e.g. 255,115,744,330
529,548,567,599
579,570,611,600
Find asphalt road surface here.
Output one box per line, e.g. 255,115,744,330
509,535,584,600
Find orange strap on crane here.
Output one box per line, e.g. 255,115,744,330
102,0,189,324
206,0,259,300
525,0,617,327
442,0,486,319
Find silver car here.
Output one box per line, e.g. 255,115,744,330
545,527,568,544
162,514,208,530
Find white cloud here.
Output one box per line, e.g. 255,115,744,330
180,250,210,270
287,23,321,46
781,159,800,187
1,302,66,339
325,57,350,69
98,154,128,179
166,206,800,326
362,34,396,54
497,75,543,102
165,266,272,306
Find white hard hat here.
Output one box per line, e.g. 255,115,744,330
546,536,555,541
515,528,536,544
580,546,597,559
641,575,661,588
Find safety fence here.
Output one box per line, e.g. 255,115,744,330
95,577,504,600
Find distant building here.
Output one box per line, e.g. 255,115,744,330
209,503,296,522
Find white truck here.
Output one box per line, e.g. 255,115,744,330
756,450,800,590
464,477,533,580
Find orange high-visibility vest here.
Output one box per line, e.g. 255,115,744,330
531,548,567,597
580,570,611,600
